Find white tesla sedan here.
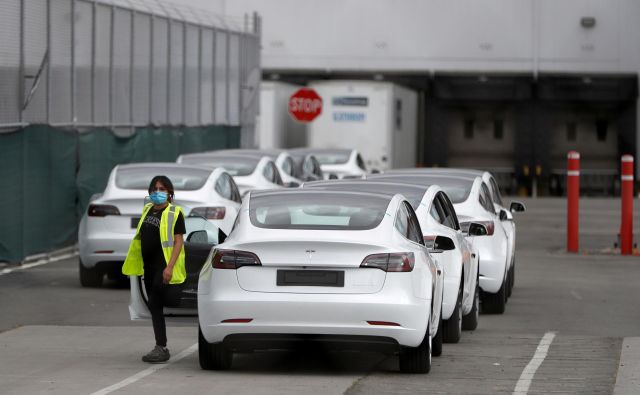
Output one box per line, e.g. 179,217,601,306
303,180,482,340
289,148,367,179
78,163,241,287
197,189,443,373
370,173,511,314
211,149,304,187
389,168,525,297
177,152,284,196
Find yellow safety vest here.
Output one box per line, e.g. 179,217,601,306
122,202,186,284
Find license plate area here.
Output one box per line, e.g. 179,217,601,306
276,270,344,287
131,217,140,228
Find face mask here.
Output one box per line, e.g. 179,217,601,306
149,191,168,205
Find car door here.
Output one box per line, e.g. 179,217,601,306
128,216,223,319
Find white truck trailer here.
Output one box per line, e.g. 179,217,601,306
307,80,418,171
256,81,306,149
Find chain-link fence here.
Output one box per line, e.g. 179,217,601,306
1,0,261,137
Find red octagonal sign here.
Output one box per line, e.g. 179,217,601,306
289,88,323,123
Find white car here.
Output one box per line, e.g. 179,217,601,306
370,173,511,314
177,152,285,196
78,163,241,287
197,189,444,373
303,180,482,339
212,149,304,187
286,150,325,182
289,148,367,179
389,168,525,297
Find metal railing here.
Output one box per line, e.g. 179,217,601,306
0,0,261,137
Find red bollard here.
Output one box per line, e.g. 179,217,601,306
620,155,634,255
567,151,580,253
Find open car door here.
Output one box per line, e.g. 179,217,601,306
128,216,225,320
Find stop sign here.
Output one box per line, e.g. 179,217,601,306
289,88,323,123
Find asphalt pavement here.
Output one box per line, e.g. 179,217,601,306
0,197,639,394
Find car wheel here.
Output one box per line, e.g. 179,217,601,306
399,324,431,374
508,258,515,296
443,286,463,343
199,327,232,370
481,274,507,314
79,260,103,287
462,280,479,331
432,309,443,357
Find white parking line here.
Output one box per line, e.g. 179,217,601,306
513,332,556,395
0,253,78,276
90,343,198,395
570,290,583,300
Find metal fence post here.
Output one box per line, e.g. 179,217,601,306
18,0,25,123
148,14,154,124
211,28,216,125
46,0,51,123
182,21,187,125
197,26,202,125
109,5,115,126
166,17,171,125
225,31,230,125
129,8,135,126
71,0,76,125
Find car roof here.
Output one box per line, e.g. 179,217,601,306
181,153,267,162
288,147,354,156
305,180,430,194
117,162,217,173
370,173,480,185
391,168,485,176
250,188,398,202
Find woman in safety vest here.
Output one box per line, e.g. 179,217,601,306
123,175,186,363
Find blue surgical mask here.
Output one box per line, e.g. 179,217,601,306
149,191,168,205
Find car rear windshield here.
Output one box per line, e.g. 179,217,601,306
180,155,259,176
307,183,424,210
249,192,390,230
313,151,351,165
116,167,212,190
373,176,472,204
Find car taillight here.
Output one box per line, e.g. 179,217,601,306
190,207,226,220
87,204,120,217
460,220,495,235
360,252,414,272
212,249,261,269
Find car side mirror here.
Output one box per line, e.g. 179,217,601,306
328,174,338,180
468,222,488,236
433,235,455,251
499,209,509,221
510,201,526,213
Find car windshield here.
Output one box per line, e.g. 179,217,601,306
249,192,389,230
307,183,425,210
180,155,259,176
312,151,351,165
116,166,211,190
372,176,472,203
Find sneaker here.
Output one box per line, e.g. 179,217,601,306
142,345,170,363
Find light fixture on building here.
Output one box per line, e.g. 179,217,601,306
581,17,596,28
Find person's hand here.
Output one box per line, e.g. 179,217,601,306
163,266,173,284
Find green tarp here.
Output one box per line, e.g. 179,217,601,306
0,125,240,262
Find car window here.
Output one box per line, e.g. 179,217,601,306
440,192,460,230
116,166,211,190
479,183,495,213
273,163,284,185
302,157,314,177
263,161,275,182
180,155,259,176
356,154,366,171
437,193,457,230
405,202,425,245
215,174,232,200
282,157,294,176
227,174,242,203
250,192,389,230
312,157,323,178
489,176,503,206
394,204,409,239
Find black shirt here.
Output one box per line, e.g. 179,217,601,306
140,205,186,274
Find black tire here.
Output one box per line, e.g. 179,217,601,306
432,310,443,357
506,264,513,298
443,286,462,343
509,258,516,295
199,327,232,370
481,274,507,314
462,280,479,331
399,324,432,373
79,260,103,287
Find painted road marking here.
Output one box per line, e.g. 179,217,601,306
0,253,77,276
614,337,640,395
513,332,556,395
570,290,583,300
90,343,198,395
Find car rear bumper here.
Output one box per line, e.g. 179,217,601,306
198,272,431,348
79,235,131,268
221,333,400,353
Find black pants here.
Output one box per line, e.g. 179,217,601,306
143,269,183,347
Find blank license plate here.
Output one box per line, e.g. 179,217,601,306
277,270,344,287
131,217,140,228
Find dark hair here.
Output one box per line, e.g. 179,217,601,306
148,175,175,202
